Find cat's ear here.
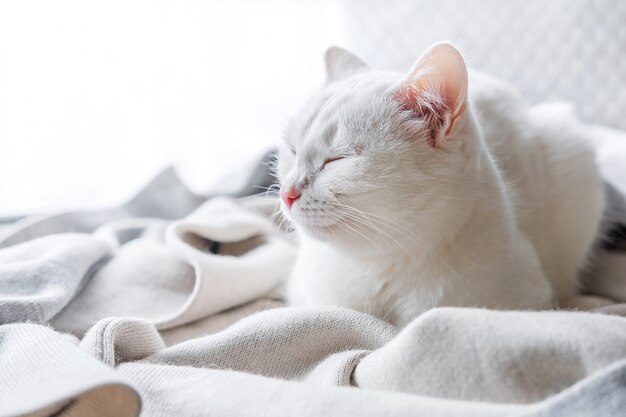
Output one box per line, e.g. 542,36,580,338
394,43,468,146
325,46,368,83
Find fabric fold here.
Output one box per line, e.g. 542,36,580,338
0,323,140,417
161,197,297,328
80,318,166,367
50,197,296,335
50,238,196,334
0,234,110,324
514,359,626,417
118,363,522,417
353,307,626,403
143,306,396,380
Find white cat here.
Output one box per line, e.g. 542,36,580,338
277,43,606,327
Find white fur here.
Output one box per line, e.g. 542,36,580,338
278,44,605,327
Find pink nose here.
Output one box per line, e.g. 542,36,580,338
280,186,301,209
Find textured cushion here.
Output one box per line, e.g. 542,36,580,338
340,0,626,130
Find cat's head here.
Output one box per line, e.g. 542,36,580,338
278,43,479,250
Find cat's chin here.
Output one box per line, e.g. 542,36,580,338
296,220,369,249
297,221,340,241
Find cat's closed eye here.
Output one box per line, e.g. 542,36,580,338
321,156,346,169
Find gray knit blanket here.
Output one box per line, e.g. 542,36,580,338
2,127,626,417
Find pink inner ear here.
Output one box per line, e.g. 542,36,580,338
393,86,450,148
392,44,468,148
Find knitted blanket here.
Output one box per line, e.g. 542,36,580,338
1,128,626,417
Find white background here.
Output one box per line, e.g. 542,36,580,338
3,0,624,217
0,0,345,216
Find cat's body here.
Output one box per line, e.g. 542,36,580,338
278,44,605,327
